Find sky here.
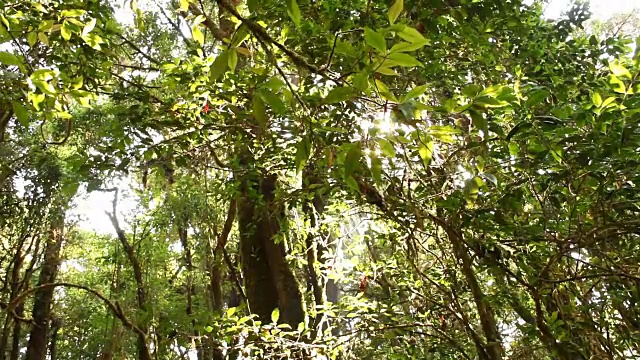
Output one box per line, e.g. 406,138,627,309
545,0,639,19
73,0,640,234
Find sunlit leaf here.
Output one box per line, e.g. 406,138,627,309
252,95,267,126
591,92,602,107
401,84,428,103
325,87,356,104
82,18,96,36
0,51,22,67
390,40,429,53
344,143,361,177
525,89,549,107
295,137,311,173
228,48,238,72
378,138,396,157
609,61,632,79
12,102,29,126
418,137,433,167
192,26,204,46
210,51,228,81
61,21,72,40
398,26,426,43
388,0,403,24
286,0,301,27
364,27,386,53
608,75,626,94
386,52,423,67
61,9,86,17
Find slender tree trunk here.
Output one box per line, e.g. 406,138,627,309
25,211,65,360
444,225,503,360
48,318,60,360
0,248,24,360
107,194,151,360
8,302,23,360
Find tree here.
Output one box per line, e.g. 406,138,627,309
2,0,640,359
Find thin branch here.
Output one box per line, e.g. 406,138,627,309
5,282,146,338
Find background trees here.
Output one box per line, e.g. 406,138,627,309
1,0,640,359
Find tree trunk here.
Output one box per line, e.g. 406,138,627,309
25,211,65,360
8,302,23,360
445,225,503,360
238,171,304,326
48,318,60,360
107,195,151,360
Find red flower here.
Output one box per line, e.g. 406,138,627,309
203,102,210,114
359,275,368,292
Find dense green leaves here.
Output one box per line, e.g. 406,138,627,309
3,1,640,360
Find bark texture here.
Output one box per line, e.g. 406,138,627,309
238,172,304,326
25,212,64,360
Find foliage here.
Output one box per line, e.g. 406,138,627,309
2,0,640,359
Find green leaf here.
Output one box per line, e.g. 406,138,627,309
389,40,429,53
378,138,396,157
401,84,428,103
27,32,38,46
398,26,426,43
463,176,483,206
353,72,369,92
601,96,616,108
70,76,83,90
231,24,250,47
61,21,72,40
375,67,398,76
345,175,360,193
81,33,103,49
374,79,397,101
210,51,228,81
428,125,458,143
344,143,361,177
609,61,632,79
12,102,29,126
61,9,86,17
469,109,487,133
364,27,386,53
192,26,204,46
462,84,482,98
82,18,96,36
386,52,422,67
525,89,549,107
295,137,311,173
286,0,301,27
591,92,602,107
30,69,56,81
259,90,287,114
32,80,56,95
325,87,356,104
271,308,280,323
0,51,22,67
38,32,49,45
226,307,237,317
388,0,403,24
371,155,382,184
482,173,497,186
28,93,45,111
608,75,626,94
252,95,267,126
179,0,191,11
417,137,433,167
228,48,238,72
